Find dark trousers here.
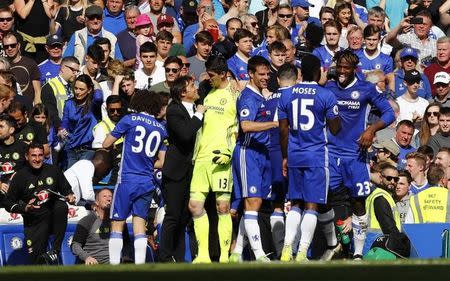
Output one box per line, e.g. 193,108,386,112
24,200,68,264
159,173,192,262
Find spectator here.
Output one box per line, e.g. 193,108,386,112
363,163,402,256
4,143,75,264
394,47,432,100
38,35,64,85
319,6,335,25
406,152,429,194
41,56,80,129
218,0,248,25
406,163,450,223
81,44,105,83
60,74,103,168
135,42,165,89
253,25,290,61
428,106,450,155
255,0,279,33
13,0,53,63
0,83,14,114
282,38,301,68
291,0,321,46
267,41,287,92
0,7,15,58
312,20,343,71
103,0,127,35
417,103,442,146
424,36,450,96
150,56,182,93
396,70,429,124
429,71,450,107
134,14,155,70
373,139,400,168
188,30,213,82
64,150,112,206
64,5,123,64
119,70,136,110
395,171,412,224
276,5,294,35
358,24,393,75
386,10,437,68
434,147,450,183
146,0,181,42
71,188,114,264
31,103,58,164
347,25,363,52
178,55,191,77
334,1,358,49
227,28,253,82
3,32,41,105
52,0,87,43
117,5,140,67
182,0,226,57
393,120,416,170
159,76,205,262
241,14,261,47
155,30,174,67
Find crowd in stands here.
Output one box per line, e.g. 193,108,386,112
0,0,449,265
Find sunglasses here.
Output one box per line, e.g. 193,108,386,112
0,17,13,23
401,56,417,62
427,111,440,117
48,43,63,49
108,108,122,113
182,63,191,68
87,15,102,20
165,67,180,73
383,175,400,183
278,14,293,18
250,22,258,27
3,43,17,49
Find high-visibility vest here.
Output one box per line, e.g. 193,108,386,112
93,117,123,145
409,186,450,223
366,187,401,233
46,76,69,120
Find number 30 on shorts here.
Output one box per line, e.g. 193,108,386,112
356,181,371,196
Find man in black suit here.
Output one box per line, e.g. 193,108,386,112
159,75,206,262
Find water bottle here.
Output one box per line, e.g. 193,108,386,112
336,220,350,245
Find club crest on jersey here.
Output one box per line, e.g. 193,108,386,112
46,177,54,185
240,109,250,117
351,91,360,99
375,64,381,70
249,186,257,194
333,105,339,115
26,133,34,141
220,98,227,105
12,153,19,160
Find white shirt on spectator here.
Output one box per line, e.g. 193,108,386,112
64,160,95,205
396,94,429,123
135,66,165,90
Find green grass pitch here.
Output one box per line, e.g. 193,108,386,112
1,260,450,281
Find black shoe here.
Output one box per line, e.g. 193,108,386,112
39,250,60,265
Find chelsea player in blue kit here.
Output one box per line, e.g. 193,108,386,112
327,50,395,259
231,56,278,262
103,91,167,265
278,56,341,262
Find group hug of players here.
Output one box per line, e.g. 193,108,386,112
107,48,394,264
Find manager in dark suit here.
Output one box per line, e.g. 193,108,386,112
159,75,205,262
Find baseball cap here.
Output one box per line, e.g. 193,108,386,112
157,14,175,28
403,70,422,84
182,0,198,13
46,34,63,46
373,139,400,157
400,47,418,60
291,0,314,8
434,71,450,85
85,5,103,17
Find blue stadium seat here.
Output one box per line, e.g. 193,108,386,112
0,225,29,265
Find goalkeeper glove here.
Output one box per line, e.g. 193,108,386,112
212,149,231,165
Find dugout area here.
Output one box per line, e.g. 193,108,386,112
0,260,450,281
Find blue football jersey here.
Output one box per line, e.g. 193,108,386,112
237,85,271,149
252,44,270,60
264,90,282,151
357,49,393,74
326,79,395,158
312,45,343,71
228,53,250,81
278,82,339,167
38,60,61,85
111,112,167,184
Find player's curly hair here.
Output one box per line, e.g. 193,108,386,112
129,90,163,116
333,49,359,68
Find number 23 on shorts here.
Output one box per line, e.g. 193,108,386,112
356,181,371,196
